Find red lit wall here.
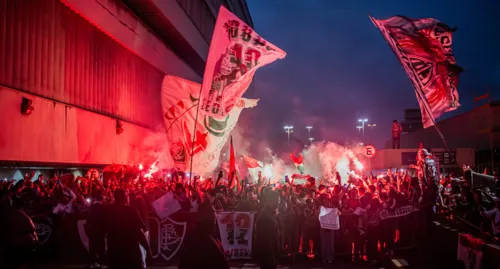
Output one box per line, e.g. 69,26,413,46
0,86,154,165
0,0,163,128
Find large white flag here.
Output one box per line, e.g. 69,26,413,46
161,75,258,174
200,6,285,120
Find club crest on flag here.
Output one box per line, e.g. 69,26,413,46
34,216,54,245
158,217,186,261
169,140,187,164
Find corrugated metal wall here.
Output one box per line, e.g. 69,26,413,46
176,0,216,44
0,0,164,128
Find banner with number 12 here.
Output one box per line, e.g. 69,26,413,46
216,212,256,259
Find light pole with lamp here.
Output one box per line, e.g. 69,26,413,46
367,123,376,142
308,137,314,145
358,118,368,135
356,126,362,133
306,126,313,137
284,125,294,145
306,126,313,146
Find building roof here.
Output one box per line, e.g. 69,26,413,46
387,103,500,149
123,0,253,78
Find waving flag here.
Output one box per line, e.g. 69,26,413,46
243,155,264,183
229,136,236,178
290,153,305,174
161,75,258,174
291,173,311,185
243,155,262,169
151,192,182,219
370,15,462,128
200,6,285,120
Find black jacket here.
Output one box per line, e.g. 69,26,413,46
86,202,107,236
179,222,229,269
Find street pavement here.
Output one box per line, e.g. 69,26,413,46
27,249,445,269
30,260,376,269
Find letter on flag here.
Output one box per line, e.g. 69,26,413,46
200,6,286,119
370,15,462,128
161,75,258,174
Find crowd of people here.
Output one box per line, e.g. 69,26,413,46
441,169,500,240
0,156,499,269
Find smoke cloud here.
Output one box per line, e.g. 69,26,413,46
134,125,368,187
302,141,365,184
131,130,174,170
246,141,367,186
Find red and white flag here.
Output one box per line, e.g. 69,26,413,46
161,75,258,174
200,6,286,119
229,136,236,177
290,153,305,174
243,155,262,169
228,136,240,189
370,15,462,128
243,155,264,183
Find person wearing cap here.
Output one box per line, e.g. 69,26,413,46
255,191,280,269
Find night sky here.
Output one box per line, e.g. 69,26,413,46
242,0,500,152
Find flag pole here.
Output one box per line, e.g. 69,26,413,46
416,90,452,154
188,86,204,185
368,15,452,154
